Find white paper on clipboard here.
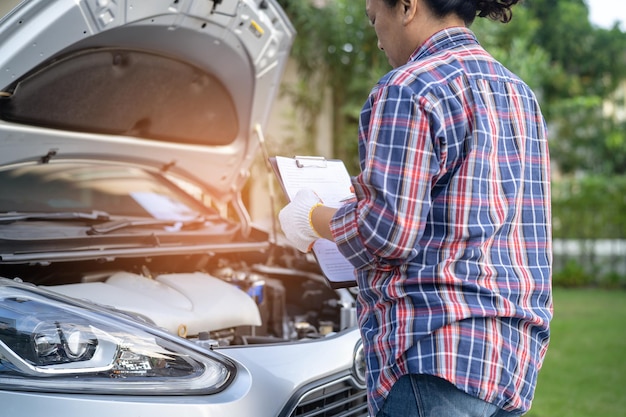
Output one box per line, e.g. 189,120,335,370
270,155,357,288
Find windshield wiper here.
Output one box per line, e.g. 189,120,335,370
86,216,216,235
0,210,111,224
0,211,221,234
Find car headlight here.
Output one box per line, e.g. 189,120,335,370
0,279,234,395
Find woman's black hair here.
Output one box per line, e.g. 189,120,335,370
382,0,520,25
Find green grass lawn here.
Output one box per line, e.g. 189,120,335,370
526,288,626,417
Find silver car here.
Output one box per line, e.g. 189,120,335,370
0,1,367,416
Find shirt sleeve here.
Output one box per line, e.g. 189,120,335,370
330,84,444,271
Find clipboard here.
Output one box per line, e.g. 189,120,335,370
269,155,357,288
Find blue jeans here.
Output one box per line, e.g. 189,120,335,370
376,374,523,417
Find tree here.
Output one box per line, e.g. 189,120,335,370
280,0,388,173
279,0,626,175
519,0,626,174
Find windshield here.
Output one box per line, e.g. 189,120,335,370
0,162,211,220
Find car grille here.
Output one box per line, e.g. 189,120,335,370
288,377,368,417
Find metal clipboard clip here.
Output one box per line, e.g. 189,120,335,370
295,155,327,168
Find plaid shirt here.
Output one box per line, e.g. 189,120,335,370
330,27,552,416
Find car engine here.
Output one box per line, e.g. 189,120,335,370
2,250,358,347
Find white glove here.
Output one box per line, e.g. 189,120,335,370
278,189,323,252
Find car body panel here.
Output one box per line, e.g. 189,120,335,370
0,329,363,416
0,0,294,201
0,1,367,416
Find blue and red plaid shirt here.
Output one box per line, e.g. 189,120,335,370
330,27,552,416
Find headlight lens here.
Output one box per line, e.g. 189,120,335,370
31,321,97,364
0,280,233,395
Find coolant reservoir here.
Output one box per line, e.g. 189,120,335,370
47,271,262,336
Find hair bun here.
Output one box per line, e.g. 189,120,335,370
476,0,519,23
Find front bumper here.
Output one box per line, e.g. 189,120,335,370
0,329,366,417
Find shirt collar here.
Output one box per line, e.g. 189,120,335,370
408,26,479,63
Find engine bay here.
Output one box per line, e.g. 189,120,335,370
1,251,358,347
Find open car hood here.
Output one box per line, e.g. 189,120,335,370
0,0,294,201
